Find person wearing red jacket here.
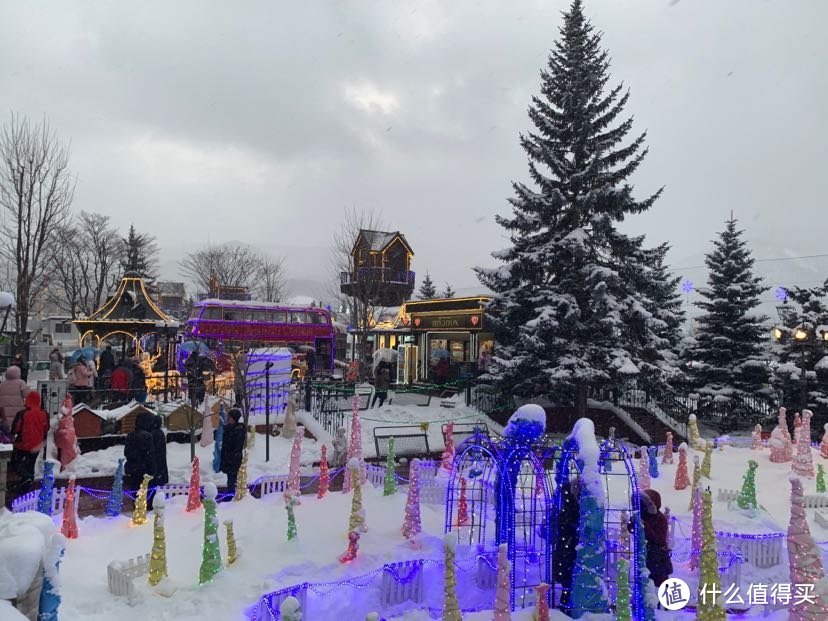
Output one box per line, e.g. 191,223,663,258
11,391,49,493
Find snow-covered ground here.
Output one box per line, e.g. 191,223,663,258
8,408,820,620
53,398,500,486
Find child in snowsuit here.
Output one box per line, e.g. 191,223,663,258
638,488,673,589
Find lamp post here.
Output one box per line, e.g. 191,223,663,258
154,320,180,403
265,360,274,462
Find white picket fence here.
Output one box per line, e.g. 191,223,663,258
107,553,150,603
365,464,386,489
258,474,289,498
253,585,308,620
716,488,740,504
379,560,424,607
420,478,448,505
720,534,783,569
12,486,79,519
157,484,190,501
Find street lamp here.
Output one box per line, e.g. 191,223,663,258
772,312,828,413
155,320,180,403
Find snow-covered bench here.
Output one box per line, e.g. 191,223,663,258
388,391,431,407
373,426,431,459
443,422,490,446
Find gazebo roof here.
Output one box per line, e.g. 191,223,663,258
74,273,177,341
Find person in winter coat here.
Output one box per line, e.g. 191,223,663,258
129,357,147,403
434,357,450,384
54,395,79,471
49,347,65,380
185,351,208,407
150,415,169,486
553,476,581,612
10,392,49,493
98,345,115,376
220,408,246,496
124,410,157,489
371,362,391,408
67,357,92,404
13,354,28,382
110,361,133,402
0,365,31,430
636,488,673,589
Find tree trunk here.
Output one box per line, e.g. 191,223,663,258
575,383,588,419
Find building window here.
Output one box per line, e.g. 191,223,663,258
54,323,72,334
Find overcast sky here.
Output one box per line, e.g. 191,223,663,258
2,0,827,312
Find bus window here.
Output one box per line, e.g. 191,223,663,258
269,310,287,323
189,307,201,320
309,312,325,324
251,310,267,322
289,312,307,323
203,307,222,320
224,310,237,321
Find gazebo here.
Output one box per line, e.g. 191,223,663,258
73,272,179,364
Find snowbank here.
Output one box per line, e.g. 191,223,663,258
0,510,57,599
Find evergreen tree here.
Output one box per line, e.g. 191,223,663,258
119,224,159,282
771,281,828,428
475,0,672,414
686,217,768,398
442,283,455,298
417,272,437,299
639,242,686,377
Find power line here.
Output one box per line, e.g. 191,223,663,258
672,252,828,272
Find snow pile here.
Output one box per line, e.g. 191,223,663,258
567,418,605,506
0,510,57,600
503,404,546,442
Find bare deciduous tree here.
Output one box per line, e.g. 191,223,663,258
329,206,387,369
0,114,75,352
48,211,120,317
256,255,287,302
180,242,286,300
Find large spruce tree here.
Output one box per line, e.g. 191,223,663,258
771,282,828,425
476,0,675,415
687,217,769,397
417,272,437,299
119,224,159,282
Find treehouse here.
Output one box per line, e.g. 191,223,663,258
340,229,415,307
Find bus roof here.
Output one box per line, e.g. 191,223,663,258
195,298,331,314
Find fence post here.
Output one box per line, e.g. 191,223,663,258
304,381,311,412
465,381,472,407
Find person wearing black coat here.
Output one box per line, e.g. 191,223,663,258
124,411,157,490
130,359,147,403
13,354,28,382
220,408,246,495
150,415,169,486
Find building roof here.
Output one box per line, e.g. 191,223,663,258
356,229,413,254
157,282,186,297
78,274,173,323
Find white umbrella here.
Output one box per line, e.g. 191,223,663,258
372,348,397,373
